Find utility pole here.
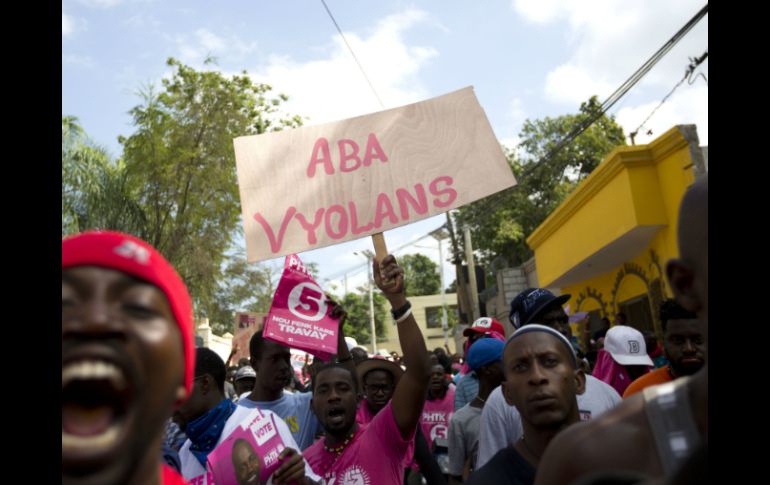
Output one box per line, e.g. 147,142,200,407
463,227,481,321
357,250,377,354
430,227,450,347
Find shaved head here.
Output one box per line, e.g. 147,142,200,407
667,174,708,341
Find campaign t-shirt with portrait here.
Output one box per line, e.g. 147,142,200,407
231,391,321,450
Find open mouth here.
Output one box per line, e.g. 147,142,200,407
62,359,132,457
326,407,346,426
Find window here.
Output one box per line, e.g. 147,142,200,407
425,305,458,329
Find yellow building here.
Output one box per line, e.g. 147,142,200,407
377,293,459,356
527,125,706,341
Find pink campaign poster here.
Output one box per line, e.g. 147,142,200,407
263,254,340,360
207,410,287,485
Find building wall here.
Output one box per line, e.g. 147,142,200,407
376,293,459,357
195,318,235,365
527,125,702,341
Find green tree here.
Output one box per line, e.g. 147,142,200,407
454,96,626,267
338,290,388,346
63,58,303,328
400,253,441,296
62,117,146,236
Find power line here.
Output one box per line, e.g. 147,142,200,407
457,3,708,221
323,226,448,282
320,0,385,109
629,51,708,144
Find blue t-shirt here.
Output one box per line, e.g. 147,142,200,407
234,391,321,450
454,371,479,411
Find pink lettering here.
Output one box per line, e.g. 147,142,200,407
338,139,362,173
307,138,334,178
324,204,349,240
295,208,325,245
396,184,428,220
254,207,297,254
429,175,457,208
348,201,374,235
362,132,388,166
373,193,398,228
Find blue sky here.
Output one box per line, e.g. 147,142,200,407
62,0,708,292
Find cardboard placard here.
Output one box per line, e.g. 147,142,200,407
234,86,517,262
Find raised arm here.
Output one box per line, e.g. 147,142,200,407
373,254,430,439
328,298,355,375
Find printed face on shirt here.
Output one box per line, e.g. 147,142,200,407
312,367,359,437
664,318,706,377
502,332,585,429
62,266,185,485
252,339,293,393
232,439,261,485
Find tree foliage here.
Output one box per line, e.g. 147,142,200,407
400,253,441,297
62,58,303,333
338,290,388,346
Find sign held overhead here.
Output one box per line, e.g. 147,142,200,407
234,86,517,262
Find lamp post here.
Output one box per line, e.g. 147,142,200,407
354,250,377,354
430,227,450,347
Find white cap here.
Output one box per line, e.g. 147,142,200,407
344,337,358,351
603,325,654,366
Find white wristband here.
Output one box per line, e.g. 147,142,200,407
395,307,412,323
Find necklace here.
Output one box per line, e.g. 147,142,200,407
474,395,486,405
323,430,356,457
519,436,542,462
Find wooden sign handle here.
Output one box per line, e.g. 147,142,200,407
371,232,395,286
371,232,389,262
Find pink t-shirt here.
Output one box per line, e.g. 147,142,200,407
305,401,413,485
355,400,376,426
420,386,455,450
355,399,415,468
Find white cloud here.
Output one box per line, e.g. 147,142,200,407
78,0,124,7
62,14,74,37
615,82,708,145
175,28,258,66
252,8,438,125
513,0,573,24
514,0,707,144
63,54,95,68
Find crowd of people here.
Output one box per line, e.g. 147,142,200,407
62,175,707,484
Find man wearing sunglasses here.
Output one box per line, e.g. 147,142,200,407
475,288,623,469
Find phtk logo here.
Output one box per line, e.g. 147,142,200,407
340,466,371,485
114,240,150,264
473,317,492,329
628,340,640,354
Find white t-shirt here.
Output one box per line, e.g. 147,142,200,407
179,407,320,484
475,374,621,468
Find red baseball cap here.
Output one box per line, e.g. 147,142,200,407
463,317,505,337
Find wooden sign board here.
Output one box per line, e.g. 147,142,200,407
234,86,517,262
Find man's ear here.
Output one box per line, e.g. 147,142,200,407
573,368,586,396
667,259,701,314
174,385,188,407
502,380,515,406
